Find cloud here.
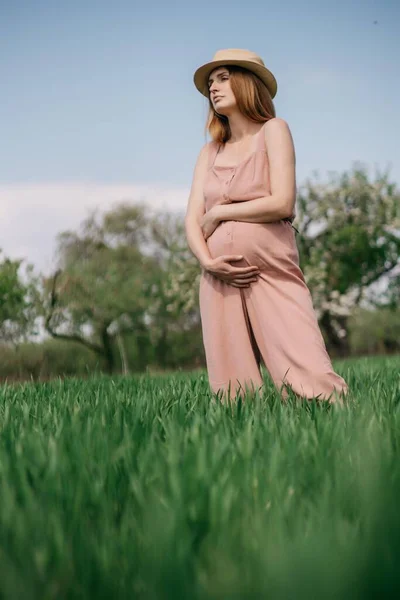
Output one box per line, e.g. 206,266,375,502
0,182,190,274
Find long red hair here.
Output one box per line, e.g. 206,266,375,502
205,65,276,144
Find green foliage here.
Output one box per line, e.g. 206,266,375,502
295,162,400,350
149,211,201,318
44,202,203,372
297,162,400,301
0,253,25,321
348,306,400,355
0,338,101,381
0,250,40,344
42,202,165,371
0,356,399,597
46,203,157,331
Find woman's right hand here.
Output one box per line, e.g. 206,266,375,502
202,255,260,288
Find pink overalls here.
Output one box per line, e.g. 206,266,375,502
199,122,348,402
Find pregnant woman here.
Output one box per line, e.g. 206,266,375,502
185,48,348,404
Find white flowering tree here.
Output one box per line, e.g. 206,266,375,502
295,162,400,354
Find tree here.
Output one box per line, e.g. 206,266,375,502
146,210,202,365
43,202,161,373
295,162,400,354
43,202,200,373
0,250,39,346
348,306,400,356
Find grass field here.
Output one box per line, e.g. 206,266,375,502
0,355,399,599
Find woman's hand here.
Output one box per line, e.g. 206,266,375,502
203,255,260,288
200,207,221,240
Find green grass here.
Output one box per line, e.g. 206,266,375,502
0,355,399,599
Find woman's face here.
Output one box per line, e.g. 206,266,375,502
208,67,237,115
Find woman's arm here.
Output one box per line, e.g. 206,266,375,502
184,143,214,269
213,118,296,224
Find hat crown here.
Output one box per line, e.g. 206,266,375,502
193,48,277,99
211,48,265,68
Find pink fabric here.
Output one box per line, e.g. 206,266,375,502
199,121,348,402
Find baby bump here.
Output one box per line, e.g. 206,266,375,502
206,220,299,271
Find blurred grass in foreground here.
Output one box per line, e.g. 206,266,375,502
0,355,399,599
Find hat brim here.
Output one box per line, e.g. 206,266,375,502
193,59,277,99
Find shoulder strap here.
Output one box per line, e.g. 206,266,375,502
207,140,221,169
256,121,268,152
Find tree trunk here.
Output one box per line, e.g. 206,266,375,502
320,312,350,358
155,326,169,367
100,325,115,374
116,330,129,375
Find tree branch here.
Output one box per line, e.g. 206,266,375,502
45,269,105,356
361,260,400,289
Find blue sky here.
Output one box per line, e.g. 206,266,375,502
1,0,399,272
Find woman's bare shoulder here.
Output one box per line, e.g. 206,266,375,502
265,117,291,131
264,117,294,145
194,140,215,167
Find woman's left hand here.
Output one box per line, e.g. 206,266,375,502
200,208,221,240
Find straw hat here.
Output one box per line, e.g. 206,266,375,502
193,48,278,99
